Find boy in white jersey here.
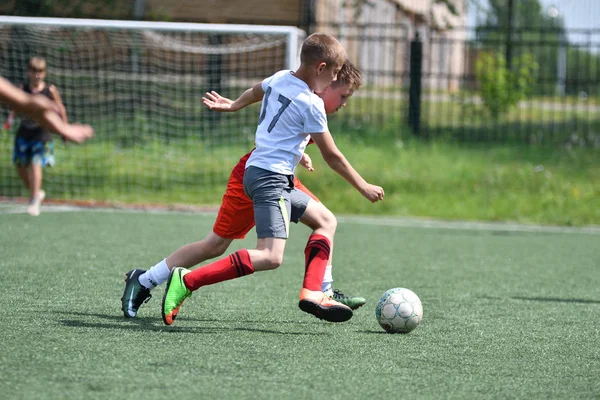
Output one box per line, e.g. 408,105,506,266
161,33,384,325
121,61,366,319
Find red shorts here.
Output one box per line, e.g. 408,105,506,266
213,173,319,240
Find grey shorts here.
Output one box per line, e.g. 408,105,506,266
243,166,311,239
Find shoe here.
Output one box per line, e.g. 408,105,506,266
121,269,152,318
326,289,367,310
298,288,353,323
162,267,192,325
27,202,40,216
26,190,45,216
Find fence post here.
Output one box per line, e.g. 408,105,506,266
207,34,223,128
408,33,423,135
505,0,514,69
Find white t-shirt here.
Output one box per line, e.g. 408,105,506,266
245,70,328,175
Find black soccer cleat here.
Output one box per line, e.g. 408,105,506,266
121,269,152,318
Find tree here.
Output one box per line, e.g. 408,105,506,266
475,0,565,96
476,51,538,118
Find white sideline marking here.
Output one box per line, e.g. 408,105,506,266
1,202,598,235
337,215,600,235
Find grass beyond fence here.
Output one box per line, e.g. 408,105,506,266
1,98,598,226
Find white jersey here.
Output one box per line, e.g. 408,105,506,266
245,70,328,175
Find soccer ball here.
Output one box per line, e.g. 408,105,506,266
375,287,423,334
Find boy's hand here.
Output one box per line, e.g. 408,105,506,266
62,124,94,144
299,153,314,172
360,183,385,203
202,91,235,112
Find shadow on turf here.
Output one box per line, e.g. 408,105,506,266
358,330,413,335
55,311,330,335
511,296,600,304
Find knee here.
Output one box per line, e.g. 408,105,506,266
321,208,337,233
209,241,230,258
262,252,284,270
329,212,338,231
203,236,231,259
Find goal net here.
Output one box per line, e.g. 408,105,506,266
0,16,304,207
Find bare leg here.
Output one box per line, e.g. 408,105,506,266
29,163,43,201
166,231,234,270
16,166,30,193
246,237,287,271
300,200,337,265
136,231,235,293
25,164,44,216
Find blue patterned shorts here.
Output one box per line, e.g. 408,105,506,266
13,137,55,167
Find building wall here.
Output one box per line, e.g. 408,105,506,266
144,0,302,24
2,0,303,25
313,0,411,88
0,0,15,15
312,0,467,91
3,0,468,90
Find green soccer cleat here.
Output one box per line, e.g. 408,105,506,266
121,269,152,318
162,267,192,325
326,289,367,310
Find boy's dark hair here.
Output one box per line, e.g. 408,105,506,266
300,33,346,69
331,59,362,91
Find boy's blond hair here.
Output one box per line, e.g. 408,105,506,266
28,57,47,72
331,59,362,91
300,33,346,69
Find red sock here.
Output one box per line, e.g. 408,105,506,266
183,249,254,291
302,234,331,291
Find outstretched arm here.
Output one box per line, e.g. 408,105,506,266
48,84,68,122
0,76,94,143
0,77,37,115
311,131,384,203
202,82,264,112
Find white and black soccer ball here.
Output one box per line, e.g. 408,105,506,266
375,287,423,334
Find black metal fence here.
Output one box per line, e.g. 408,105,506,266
308,21,600,147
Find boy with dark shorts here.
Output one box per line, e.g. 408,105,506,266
161,33,384,325
122,60,367,318
3,57,91,216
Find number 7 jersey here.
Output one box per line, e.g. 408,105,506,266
246,70,329,176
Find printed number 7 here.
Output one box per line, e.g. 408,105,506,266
258,86,291,133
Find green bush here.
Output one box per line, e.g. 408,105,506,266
476,52,538,119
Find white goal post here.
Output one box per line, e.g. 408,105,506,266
0,16,305,205
0,16,304,70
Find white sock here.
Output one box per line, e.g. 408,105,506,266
322,265,333,293
138,259,171,289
